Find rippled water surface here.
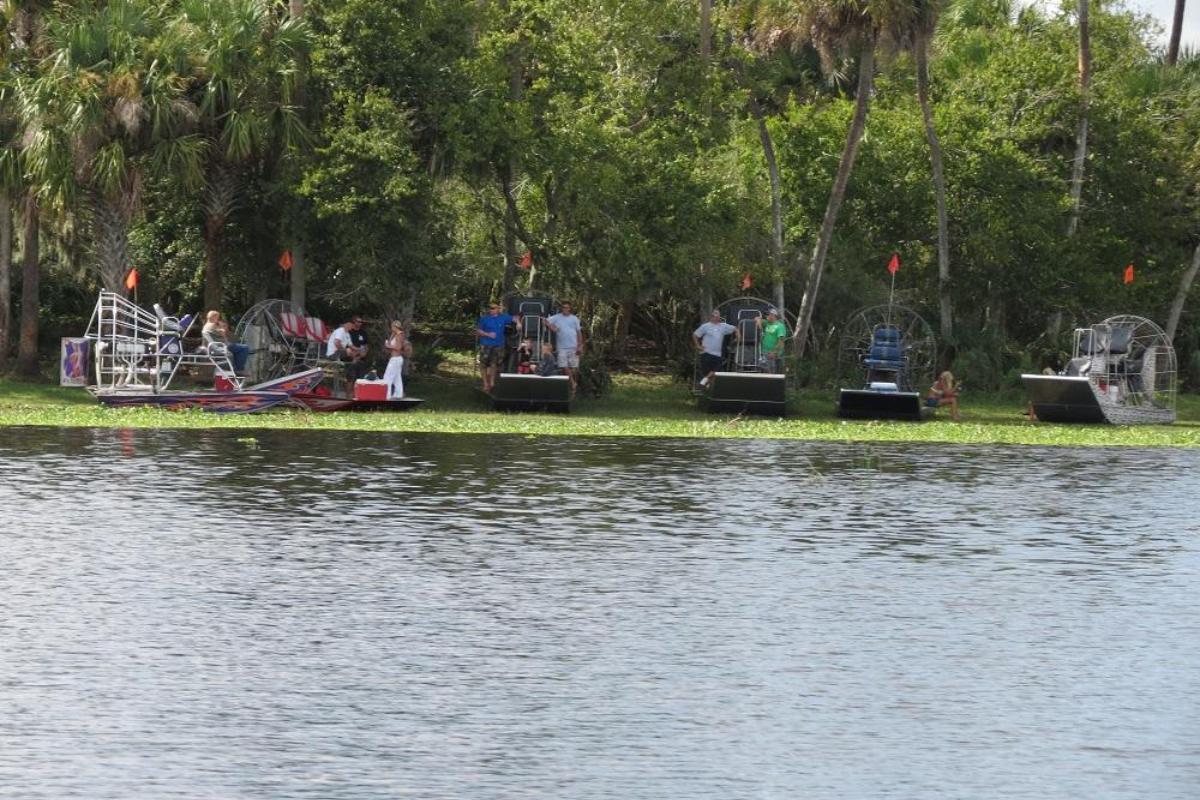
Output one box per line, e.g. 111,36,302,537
1,426,1198,799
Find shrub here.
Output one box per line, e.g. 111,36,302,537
410,341,446,375
577,352,612,397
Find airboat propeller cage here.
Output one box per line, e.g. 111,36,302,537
697,296,789,416
836,304,937,421
1022,315,1177,425
233,298,325,383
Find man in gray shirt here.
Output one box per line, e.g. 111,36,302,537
694,309,739,387
546,300,584,394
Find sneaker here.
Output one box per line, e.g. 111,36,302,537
699,377,709,387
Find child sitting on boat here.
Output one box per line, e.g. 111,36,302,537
537,342,559,377
516,338,536,374
926,370,962,421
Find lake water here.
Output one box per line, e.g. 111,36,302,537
0,426,1198,799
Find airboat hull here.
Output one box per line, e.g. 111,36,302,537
291,391,424,412
247,367,325,395
486,374,572,412
700,372,787,416
1022,374,1174,425
837,388,931,421
92,390,290,413
291,393,356,412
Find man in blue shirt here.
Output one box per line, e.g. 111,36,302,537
476,301,515,392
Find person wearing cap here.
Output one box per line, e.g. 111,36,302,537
326,316,368,382
546,300,584,394
475,301,515,393
693,309,739,387
348,314,370,361
757,308,788,374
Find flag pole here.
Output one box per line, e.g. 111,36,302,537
886,267,896,328
885,252,899,329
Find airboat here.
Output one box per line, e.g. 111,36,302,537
234,298,424,412
1022,315,1176,424
836,304,937,421
82,291,323,412
482,295,572,413
695,297,789,416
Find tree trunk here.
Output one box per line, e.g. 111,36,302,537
793,42,876,359
202,161,239,311
203,220,224,313
502,169,518,296
1166,241,1200,343
0,193,11,368
16,197,38,376
500,38,525,297
1066,0,1090,237
699,0,712,61
289,244,307,309
750,96,784,312
613,298,634,359
1167,0,1186,66
289,0,308,309
916,32,953,340
92,196,131,292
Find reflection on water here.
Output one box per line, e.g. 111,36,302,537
1,427,1198,799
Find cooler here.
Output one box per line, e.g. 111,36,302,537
354,379,389,401
214,372,236,392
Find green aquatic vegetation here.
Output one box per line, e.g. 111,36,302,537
2,374,1198,448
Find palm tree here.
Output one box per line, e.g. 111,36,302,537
180,0,309,310
22,0,203,293
6,0,51,376
287,0,308,309
898,0,952,339
756,0,897,358
1065,0,1089,237
0,79,20,369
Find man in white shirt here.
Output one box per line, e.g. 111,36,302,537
326,316,367,381
694,309,739,387
546,300,584,394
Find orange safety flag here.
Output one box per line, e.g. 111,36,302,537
741,272,753,290
887,252,900,275
1123,263,1135,285
124,267,139,291
519,250,533,270
279,250,294,271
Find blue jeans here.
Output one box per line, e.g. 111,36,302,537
229,343,250,372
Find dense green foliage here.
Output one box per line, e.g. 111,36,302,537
0,0,1197,392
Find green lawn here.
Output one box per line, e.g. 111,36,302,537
3,352,1199,447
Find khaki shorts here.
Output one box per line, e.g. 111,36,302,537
556,350,580,369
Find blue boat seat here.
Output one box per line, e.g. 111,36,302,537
863,326,904,370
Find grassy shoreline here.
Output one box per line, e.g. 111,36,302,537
4,356,1200,448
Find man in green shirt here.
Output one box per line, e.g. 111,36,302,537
757,308,787,373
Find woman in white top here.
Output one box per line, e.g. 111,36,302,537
382,321,413,399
